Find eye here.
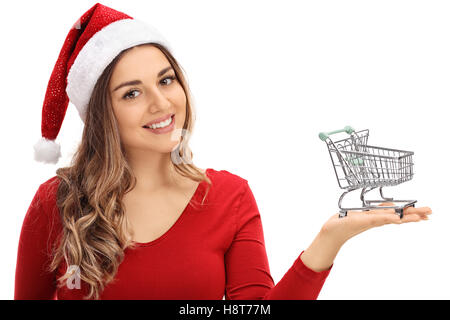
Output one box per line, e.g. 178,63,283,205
121,75,177,100
123,89,140,100
161,75,176,86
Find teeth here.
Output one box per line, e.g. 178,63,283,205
146,116,173,129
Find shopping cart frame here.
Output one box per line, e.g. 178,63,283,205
319,126,417,219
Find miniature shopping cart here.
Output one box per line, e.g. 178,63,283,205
318,126,416,219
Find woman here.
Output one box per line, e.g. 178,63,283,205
14,3,432,300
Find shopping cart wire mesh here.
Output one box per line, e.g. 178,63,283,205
318,126,417,218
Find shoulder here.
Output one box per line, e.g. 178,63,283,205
40,175,61,188
23,176,63,241
206,168,250,204
207,168,248,189
38,175,61,193
36,175,62,207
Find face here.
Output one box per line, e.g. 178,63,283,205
109,45,187,154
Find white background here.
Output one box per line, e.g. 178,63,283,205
1,0,449,299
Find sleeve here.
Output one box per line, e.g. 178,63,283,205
224,180,332,300
14,184,59,300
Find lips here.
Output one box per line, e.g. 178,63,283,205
142,113,174,128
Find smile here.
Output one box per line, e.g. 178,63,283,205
142,114,175,134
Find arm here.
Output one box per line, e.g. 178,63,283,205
14,184,58,299
300,228,343,272
224,181,332,300
224,180,432,300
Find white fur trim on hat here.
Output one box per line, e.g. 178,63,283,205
33,137,62,164
66,18,172,123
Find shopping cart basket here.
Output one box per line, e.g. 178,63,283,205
318,126,416,218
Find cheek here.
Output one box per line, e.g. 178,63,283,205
113,103,140,127
176,88,187,105
174,89,187,120
112,107,143,143
171,83,186,105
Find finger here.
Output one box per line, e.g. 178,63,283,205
403,206,432,215
372,211,426,226
372,204,432,219
379,209,425,223
346,207,428,228
364,207,396,215
367,211,403,227
371,207,429,222
345,208,394,218
377,202,395,207
403,206,432,220
397,212,423,223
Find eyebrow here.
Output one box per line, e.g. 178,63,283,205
112,66,173,92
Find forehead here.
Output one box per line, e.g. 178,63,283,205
110,45,169,82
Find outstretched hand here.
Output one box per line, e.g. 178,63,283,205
321,203,432,245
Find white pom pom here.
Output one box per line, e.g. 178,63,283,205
33,137,62,164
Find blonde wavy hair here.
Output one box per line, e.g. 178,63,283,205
47,43,212,300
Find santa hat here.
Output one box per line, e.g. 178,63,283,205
34,2,172,164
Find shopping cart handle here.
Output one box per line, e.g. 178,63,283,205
318,126,355,141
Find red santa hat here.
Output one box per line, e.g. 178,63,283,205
34,2,172,164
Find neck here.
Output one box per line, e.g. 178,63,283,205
126,149,179,193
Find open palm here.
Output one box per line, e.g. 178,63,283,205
321,202,432,244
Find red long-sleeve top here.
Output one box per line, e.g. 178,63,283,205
15,168,332,300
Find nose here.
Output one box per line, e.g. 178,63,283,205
146,85,171,113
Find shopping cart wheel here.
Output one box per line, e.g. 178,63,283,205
339,211,347,218
395,203,415,219
395,208,404,219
